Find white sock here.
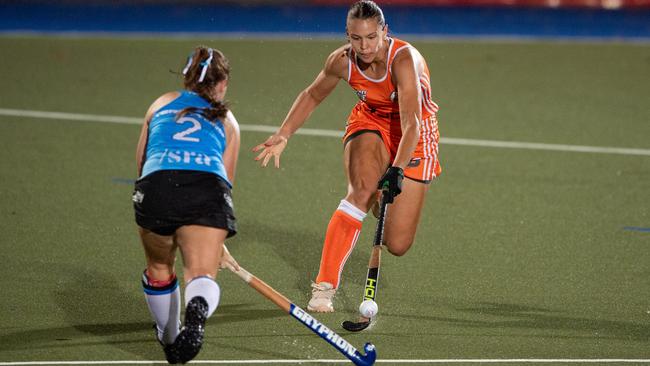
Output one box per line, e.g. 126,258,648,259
184,276,221,318
338,199,367,221
142,272,181,345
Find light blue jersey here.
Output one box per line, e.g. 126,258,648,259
140,91,231,186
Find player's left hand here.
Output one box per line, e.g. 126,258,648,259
378,166,404,203
220,245,240,272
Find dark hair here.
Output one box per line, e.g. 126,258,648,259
347,0,385,27
178,46,230,122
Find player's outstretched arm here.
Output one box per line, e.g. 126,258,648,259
253,47,348,168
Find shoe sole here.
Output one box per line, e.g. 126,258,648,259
164,297,209,364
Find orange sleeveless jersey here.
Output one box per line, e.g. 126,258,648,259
344,37,441,182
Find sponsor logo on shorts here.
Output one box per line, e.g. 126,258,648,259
132,190,144,203
408,158,421,167
223,193,233,208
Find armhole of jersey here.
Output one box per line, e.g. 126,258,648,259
347,50,353,83
138,122,150,178
151,91,183,121
224,110,240,136
389,45,411,77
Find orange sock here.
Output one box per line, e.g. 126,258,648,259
316,200,366,288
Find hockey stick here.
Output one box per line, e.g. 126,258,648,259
341,193,389,332
228,264,377,366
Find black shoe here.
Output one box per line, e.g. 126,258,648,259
152,324,164,346
163,297,209,364
154,324,176,363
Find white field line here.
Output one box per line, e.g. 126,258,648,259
1,359,650,365
1,108,649,157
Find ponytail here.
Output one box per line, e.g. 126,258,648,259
178,46,230,122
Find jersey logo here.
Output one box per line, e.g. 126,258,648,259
355,90,367,102
390,91,398,102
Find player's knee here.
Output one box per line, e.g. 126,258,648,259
384,238,414,257
386,245,408,257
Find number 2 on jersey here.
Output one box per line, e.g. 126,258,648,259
173,116,201,142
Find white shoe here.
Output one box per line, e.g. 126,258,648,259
307,282,336,313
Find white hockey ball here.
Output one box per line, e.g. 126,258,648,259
358,299,378,318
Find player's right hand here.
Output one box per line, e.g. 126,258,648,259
378,166,404,203
252,134,288,168
220,245,240,272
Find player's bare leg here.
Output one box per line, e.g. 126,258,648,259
382,178,429,256
140,228,177,281
343,132,390,212
309,132,389,312
175,225,226,282
164,225,227,364
139,228,182,349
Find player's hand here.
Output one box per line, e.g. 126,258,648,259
252,134,288,168
220,245,240,272
378,166,404,203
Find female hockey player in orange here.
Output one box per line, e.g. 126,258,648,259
253,0,441,312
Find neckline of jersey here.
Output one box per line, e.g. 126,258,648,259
353,37,394,83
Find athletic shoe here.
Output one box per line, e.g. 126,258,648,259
163,296,209,364
307,282,336,313
152,323,165,345
154,325,179,364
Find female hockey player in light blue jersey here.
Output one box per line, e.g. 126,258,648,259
132,46,240,364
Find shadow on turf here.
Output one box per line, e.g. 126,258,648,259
0,261,311,357
0,264,161,358
213,303,287,325
235,219,321,291
384,301,650,342
234,218,389,308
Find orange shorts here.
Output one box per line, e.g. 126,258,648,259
343,106,441,183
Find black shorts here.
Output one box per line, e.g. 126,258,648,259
133,170,237,237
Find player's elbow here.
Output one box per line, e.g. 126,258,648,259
304,88,325,105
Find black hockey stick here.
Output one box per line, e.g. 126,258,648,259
341,192,390,332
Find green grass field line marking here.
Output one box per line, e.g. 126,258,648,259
1,360,650,365
1,107,650,156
